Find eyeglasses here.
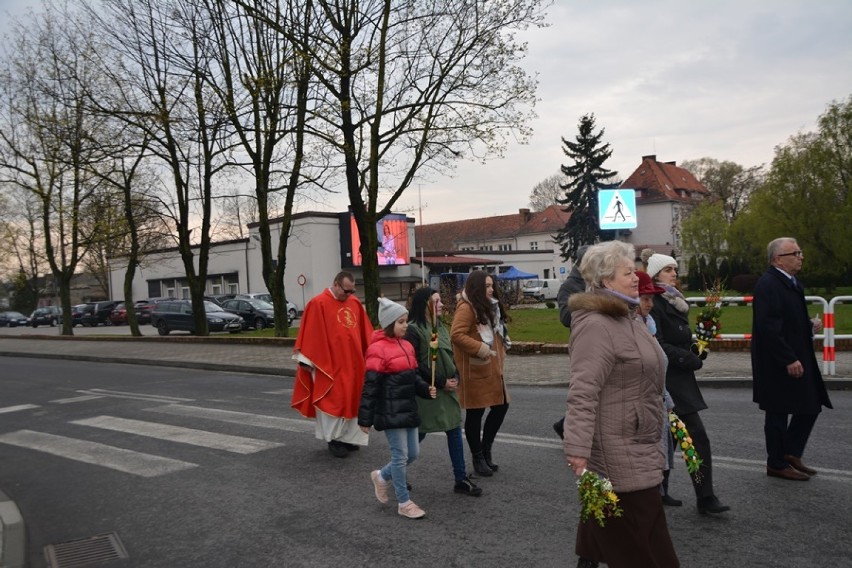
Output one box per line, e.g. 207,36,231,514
777,250,803,258
342,288,356,295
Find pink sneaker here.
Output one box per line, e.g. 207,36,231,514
371,470,388,504
397,501,426,519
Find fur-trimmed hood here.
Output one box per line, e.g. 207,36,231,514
568,291,631,319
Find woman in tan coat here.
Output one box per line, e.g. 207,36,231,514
563,241,679,568
451,271,510,477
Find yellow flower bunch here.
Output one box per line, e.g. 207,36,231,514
577,470,624,527
669,411,703,479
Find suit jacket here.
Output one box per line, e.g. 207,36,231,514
751,267,832,413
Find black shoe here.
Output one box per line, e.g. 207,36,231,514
482,447,499,472
454,476,483,496
576,558,599,568
472,451,493,477
553,418,565,440
327,441,349,458
341,442,360,452
697,495,730,514
662,494,683,507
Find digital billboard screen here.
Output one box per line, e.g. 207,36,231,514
339,212,410,267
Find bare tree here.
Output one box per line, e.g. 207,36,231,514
0,3,111,334
680,157,763,224
206,0,320,336
291,0,544,321
91,0,238,335
528,172,564,211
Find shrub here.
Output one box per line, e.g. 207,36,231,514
545,301,556,309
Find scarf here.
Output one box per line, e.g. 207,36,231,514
660,283,690,314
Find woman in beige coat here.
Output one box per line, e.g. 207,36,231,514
451,270,510,477
563,241,679,568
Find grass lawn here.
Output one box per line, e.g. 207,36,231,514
507,297,852,344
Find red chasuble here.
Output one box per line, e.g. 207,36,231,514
291,289,375,419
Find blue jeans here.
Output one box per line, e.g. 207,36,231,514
380,427,420,503
420,426,467,482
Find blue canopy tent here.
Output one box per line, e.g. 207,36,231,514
498,266,538,280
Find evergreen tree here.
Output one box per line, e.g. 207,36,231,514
555,114,619,261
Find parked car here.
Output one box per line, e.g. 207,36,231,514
150,299,243,335
79,301,118,326
71,304,94,327
206,294,237,306
109,303,128,325
221,298,277,329
235,293,298,322
0,311,29,327
30,306,62,327
133,297,172,325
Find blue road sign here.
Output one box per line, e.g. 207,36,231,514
598,189,637,230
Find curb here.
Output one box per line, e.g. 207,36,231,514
0,489,25,568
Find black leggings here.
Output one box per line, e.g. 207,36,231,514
464,403,509,453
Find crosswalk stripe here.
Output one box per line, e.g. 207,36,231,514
72,416,283,454
0,404,39,414
146,404,313,433
79,389,193,403
50,395,105,405
0,430,196,477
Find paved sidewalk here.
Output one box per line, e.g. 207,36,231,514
0,336,849,387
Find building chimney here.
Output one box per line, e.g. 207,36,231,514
665,161,676,166
642,155,657,162
519,208,532,222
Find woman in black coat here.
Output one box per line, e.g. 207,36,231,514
647,253,730,515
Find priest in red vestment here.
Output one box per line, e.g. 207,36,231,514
291,271,375,457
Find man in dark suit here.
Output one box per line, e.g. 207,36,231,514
751,237,832,481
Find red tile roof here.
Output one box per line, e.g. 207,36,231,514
620,155,709,203
416,205,570,251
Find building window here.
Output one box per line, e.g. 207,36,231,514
498,244,512,251
530,241,538,251
181,287,190,299
227,282,239,294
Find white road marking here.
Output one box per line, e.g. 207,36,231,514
0,430,196,477
72,415,283,454
0,404,39,414
50,395,105,404
145,404,313,433
78,389,194,403
262,388,293,395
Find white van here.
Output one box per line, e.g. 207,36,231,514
522,279,561,301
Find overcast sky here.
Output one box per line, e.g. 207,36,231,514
3,1,852,225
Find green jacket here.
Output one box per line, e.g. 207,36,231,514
405,320,462,433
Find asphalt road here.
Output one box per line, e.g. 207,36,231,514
1,358,850,568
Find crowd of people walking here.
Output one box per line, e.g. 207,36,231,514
290,233,830,566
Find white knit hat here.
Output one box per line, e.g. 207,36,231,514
646,254,677,279
378,297,408,328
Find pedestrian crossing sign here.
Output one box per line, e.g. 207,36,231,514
598,189,637,230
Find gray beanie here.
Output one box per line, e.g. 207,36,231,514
378,297,408,328
647,253,677,279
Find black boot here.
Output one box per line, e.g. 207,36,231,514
482,444,499,472
661,470,682,506
472,451,493,477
